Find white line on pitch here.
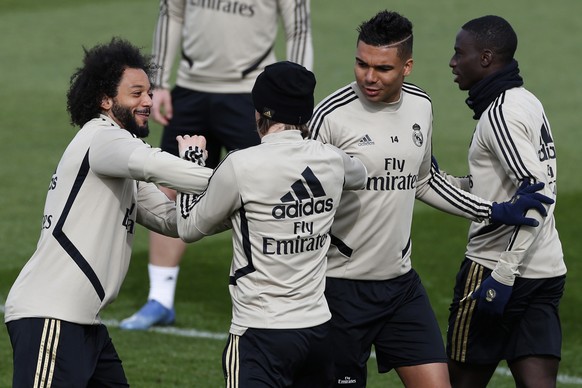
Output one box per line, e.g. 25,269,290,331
1,306,581,385
102,318,582,385
102,318,228,340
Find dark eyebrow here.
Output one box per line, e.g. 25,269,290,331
356,57,393,71
128,84,148,91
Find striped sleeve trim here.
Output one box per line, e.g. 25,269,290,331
152,0,170,87
487,92,534,181
178,191,204,219
309,86,357,140
288,0,311,66
403,82,431,103
428,168,491,219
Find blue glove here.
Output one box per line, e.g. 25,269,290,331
470,275,512,316
490,181,554,227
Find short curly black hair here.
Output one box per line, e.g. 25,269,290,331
462,15,517,65
66,37,156,127
357,10,413,60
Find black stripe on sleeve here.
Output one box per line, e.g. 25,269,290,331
487,92,533,180
152,0,170,86
289,0,310,65
428,171,491,219
309,86,357,140
403,82,432,103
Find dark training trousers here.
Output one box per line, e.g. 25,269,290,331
7,318,128,388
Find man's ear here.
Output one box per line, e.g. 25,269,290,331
481,49,493,67
100,95,112,110
403,57,414,77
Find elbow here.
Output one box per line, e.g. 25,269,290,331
177,224,203,243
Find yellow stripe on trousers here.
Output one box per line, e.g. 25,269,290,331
225,333,240,388
33,318,61,388
450,262,483,362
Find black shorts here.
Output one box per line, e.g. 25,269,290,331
7,318,128,387
222,322,333,388
325,270,446,387
447,258,565,364
159,86,260,168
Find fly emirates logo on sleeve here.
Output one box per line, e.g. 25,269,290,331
263,167,332,255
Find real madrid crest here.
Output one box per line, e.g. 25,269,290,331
412,123,423,147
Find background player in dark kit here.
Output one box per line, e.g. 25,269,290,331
121,0,314,331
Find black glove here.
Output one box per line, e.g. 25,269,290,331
490,181,554,227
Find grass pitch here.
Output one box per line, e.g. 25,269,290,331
1,1,581,386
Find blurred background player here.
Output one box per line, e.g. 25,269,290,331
175,61,366,386
308,10,553,387
443,15,566,388
120,0,313,330
4,38,211,387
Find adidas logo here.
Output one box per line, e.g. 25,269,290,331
358,134,374,146
272,167,333,219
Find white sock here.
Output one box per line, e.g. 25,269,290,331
147,264,179,310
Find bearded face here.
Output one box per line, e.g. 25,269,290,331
105,67,153,138
111,100,150,138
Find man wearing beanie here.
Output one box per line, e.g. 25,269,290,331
175,61,367,386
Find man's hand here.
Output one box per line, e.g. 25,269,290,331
152,88,173,126
470,275,512,316
177,135,208,166
490,181,554,227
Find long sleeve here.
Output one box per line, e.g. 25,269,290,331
415,124,491,222
278,0,313,70
136,181,179,237
152,0,185,89
326,145,367,190
415,162,492,222
177,157,240,243
126,146,212,194
88,116,212,194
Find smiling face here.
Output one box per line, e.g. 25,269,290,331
354,41,413,104
449,29,487,91
102,67,153,137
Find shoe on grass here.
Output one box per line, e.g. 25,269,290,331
119,300,175,330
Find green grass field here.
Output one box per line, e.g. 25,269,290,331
1,0,581,386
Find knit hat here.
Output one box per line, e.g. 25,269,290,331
252,61,316,125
